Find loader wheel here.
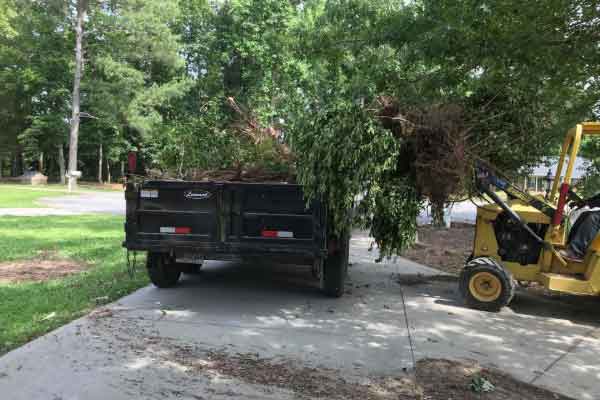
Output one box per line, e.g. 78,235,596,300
322,232,350,298
459,257,515,312
147,252,181,288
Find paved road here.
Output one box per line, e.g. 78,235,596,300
0,190,125,216
41,191,125,215
0,234,599,400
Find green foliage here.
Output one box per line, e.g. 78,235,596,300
470,376,495,393
289,99,423,255
81,0,188,174
0,0,16,39
144,108,240,173
1,0,599,255
406,0,600,171
578,136,600,197
126,78,193,136
284,0,599,251
0,0,71,166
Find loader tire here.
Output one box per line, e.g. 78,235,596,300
147,252,181,288
322,232,350,298
459,257,515,312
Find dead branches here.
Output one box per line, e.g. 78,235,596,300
226,97,294,162
375,96,471,223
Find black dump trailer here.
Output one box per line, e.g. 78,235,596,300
123,180,350,297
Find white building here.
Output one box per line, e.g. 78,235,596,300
522,157,588,193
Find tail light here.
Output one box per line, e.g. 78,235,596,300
160,227,192,234
552,183,570,226
261,230,294,238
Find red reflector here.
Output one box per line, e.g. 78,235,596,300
261,230,278,237
175,227,191,234
127,152,137,174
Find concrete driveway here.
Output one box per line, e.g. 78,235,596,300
0,235,599,399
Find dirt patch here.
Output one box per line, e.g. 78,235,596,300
402,222,474,275
191,352,574,400
417,358,571,400
0,253,88,283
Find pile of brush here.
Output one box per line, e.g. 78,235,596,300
149,95,473,206
190,97,296,183
186,164,296,183
375,96,472,225
148,97,296,183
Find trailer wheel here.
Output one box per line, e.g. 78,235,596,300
322,232,350,297
459,257,515,312
147,252,181,288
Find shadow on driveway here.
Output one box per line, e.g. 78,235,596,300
1,253,599,400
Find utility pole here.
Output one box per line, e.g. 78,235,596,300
67,0,87,192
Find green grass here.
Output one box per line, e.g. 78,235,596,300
0,185,73,208
0,215,148,354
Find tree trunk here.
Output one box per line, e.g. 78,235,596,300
12,151,23,176
39,152,44,173
58,145,66,184
0,158,3,179
431,198,446,228
106,159,111,184
98,143,103,183
67,0,87,192
10,153,17,176
120,161,125,180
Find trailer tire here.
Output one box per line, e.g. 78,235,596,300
147,252,181,288
459,257,515,312
322,232,350,298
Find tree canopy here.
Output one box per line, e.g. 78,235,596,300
0,0,598,254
